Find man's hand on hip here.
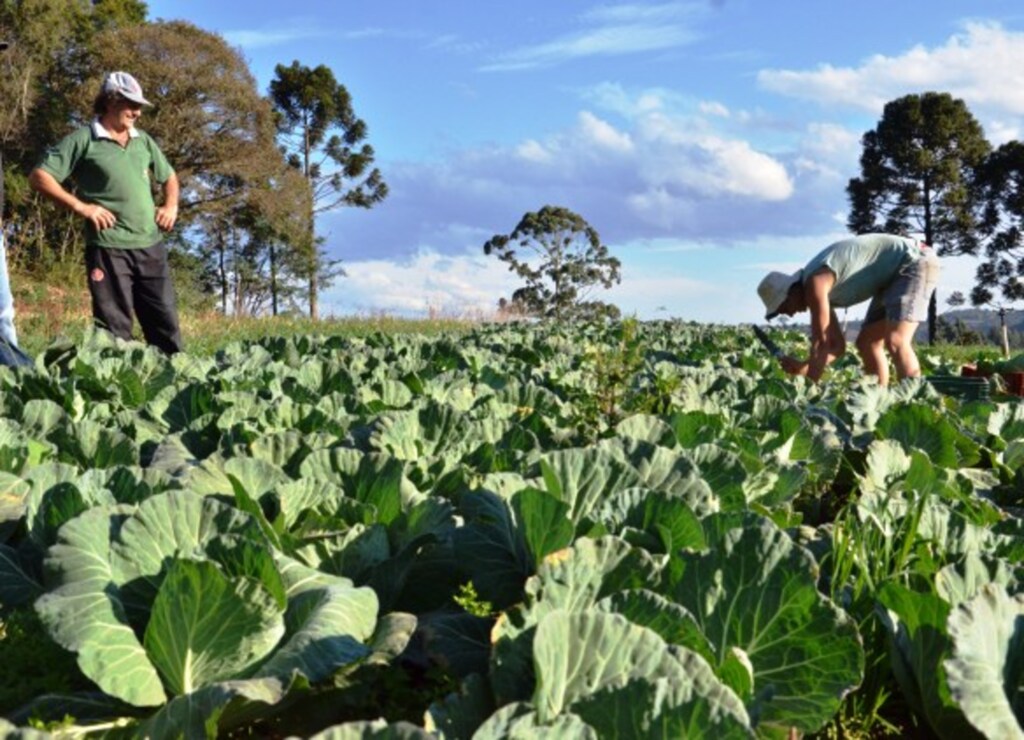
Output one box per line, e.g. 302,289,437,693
155,204,178,231
78,203,116,231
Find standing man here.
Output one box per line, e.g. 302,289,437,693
29,71,182,354
0,39,31,366
757,233,939,385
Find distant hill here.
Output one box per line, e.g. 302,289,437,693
778,308,1024,341
939,308,1024,334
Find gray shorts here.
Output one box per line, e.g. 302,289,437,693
863,249,940,325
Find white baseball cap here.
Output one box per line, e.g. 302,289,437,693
758,270,802,320
101,71,152,106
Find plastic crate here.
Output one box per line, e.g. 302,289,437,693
927,375,990,401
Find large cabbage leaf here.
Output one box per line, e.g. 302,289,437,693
876,583,980,739
532,610,752,737
944,585,1024,739
34,490,381,728
143,559,285,695
670,517,863,733
35,505,167,707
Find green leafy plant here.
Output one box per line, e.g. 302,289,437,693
454,582,494,618
572,318,646,438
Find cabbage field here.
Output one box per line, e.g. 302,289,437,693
1,321,1023,738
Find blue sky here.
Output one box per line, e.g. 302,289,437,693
145,0,1024,322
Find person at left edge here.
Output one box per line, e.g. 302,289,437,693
0,38,28,358
28,70,183,354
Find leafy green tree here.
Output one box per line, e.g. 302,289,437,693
0,0,148,152
483,205,622,321
959,142,1024,356
247,167,313,315
223,168,311,316
270,61,388,319
847,92,991,342
972,141,1024,306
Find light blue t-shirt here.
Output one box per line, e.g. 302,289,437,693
801,234,921,308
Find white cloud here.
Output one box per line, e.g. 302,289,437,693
635,113,793,201
986,119,1021,146
699,136,794,199
787,122,861,179
481,1,704,71
757,22,1024,119
607,271,717,319
578,111,634,152
320,245,748,323
516,139,552,163
321,250,519,317
222,29,316,48
698,101,730,118
803,122,860,158
582,82,674,117
582,2,702,24
627,187,692,229
934,253,981,303
322,100,803,271
425,34,487,55
222,23,389,49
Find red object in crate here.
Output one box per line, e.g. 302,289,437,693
1003,371,1024,396
959,364,1024,396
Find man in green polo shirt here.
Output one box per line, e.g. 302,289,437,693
29,70,182,353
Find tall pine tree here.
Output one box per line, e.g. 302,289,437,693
270,62,387,319
847,92,990,342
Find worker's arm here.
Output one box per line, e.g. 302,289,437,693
779,270,844,380
804,269,844,380
28,168,116,231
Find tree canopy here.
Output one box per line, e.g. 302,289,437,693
971,141,1024,307
483,205,621,321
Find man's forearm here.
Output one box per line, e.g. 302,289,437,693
163,173,179,208
154,173,180,232
30,168,117,231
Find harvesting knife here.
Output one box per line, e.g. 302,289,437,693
752,325,783,359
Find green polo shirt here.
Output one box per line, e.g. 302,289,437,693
37,122,174,249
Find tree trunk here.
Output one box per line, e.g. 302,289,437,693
928,292,937,346
303,114,319,320
232,229,244,317
218,231,227,315
1000,308,1010,358
923,208,935,345
307,226,319,320
269,243,278,316
309,271,319,320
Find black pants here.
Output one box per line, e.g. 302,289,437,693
86,243,183,354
